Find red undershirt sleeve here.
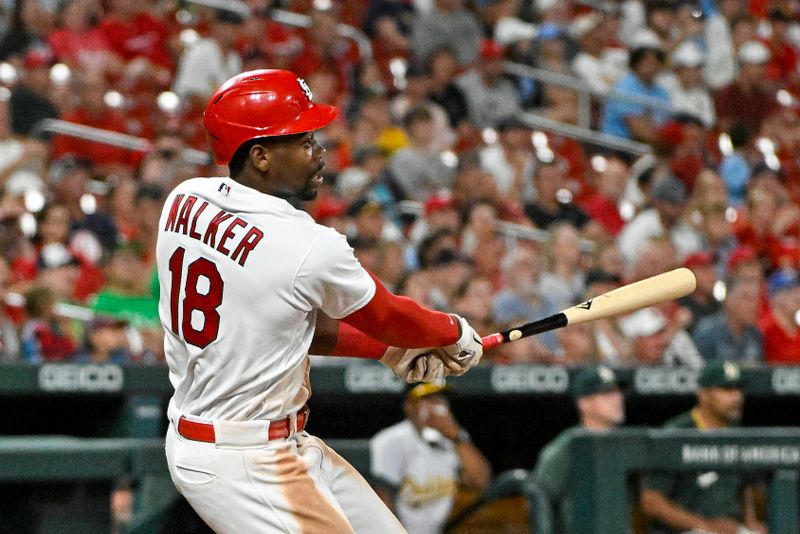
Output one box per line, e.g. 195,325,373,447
340,272,460,350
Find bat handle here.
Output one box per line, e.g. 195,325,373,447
482,333,504,350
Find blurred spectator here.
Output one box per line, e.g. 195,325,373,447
47,0,118,74
369,381,491,534
408,192,460,247
388,106,454,201
601,43,672,144
98,0,173,75
0,88,48,195
584,269,632,365
703,0,743,89
619,306,703,367
540,222,586,311
556,322,597,364
452,274,495,334
411,0,482,66
0,257,19,361
9,48,60,137
427,248,473,310
717,124,752,207
640,362,767,534
479,116,535,203
492,243,559,354
758,270,800,365
74,315,130,364
524,157,589,230
131,183,165,264
579,156,629,237
291,8,360,98
351,92,407,156
172,9,245,101
20,285,76,363
51,72,140,172
714,41,777,139
455,39,522,129
90,242,159,328
660,41,715,128
534,365,625,534
693,277,764,364
763,9,798,85
390,64,454,153
0,0,57,60
426,48,469,129
47,155,118,252
678,252,722,334
725,245,763,285
461,199,497,256
570,12,627,93
617,177,702,264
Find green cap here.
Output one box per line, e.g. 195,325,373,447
698,361,746,389
571,365,619,399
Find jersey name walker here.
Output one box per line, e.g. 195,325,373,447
157,177,375,421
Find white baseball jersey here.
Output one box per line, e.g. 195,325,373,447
156,177,376,421
370,420,461,534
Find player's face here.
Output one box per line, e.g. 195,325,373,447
703,387,744,424
266,132,326,201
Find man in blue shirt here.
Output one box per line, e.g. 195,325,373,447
601,45,672,142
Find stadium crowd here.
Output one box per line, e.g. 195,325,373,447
1,0,800,368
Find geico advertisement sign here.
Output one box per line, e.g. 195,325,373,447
634,368,698,394
771,368,800,394
491,366,569,393
344,365,404,393
38,364,124,392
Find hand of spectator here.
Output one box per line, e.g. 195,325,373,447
419,397,461,442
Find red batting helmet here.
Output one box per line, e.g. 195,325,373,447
203,69,338,165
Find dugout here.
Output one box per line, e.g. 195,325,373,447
0,362,797,532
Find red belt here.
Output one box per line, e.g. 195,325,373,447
177,406,309,443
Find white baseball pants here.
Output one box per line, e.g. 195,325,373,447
165,420,406,533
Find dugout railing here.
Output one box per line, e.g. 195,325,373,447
570,427,800,534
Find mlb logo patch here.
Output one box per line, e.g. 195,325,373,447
218,183,231,196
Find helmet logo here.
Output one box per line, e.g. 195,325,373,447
297,78,313,102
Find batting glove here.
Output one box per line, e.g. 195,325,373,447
437,315,483,376
379,347,447,383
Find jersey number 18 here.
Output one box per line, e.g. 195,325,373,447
167,247,224,348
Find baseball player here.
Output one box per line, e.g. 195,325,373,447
156,69,484,534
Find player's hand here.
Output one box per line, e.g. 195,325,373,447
421,397,461,441
437,315,483,376
379,347,446,383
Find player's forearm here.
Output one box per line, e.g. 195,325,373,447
457,442,492,491
640,489,710,531
342,273,460,349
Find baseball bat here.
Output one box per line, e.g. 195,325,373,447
481,267,696,350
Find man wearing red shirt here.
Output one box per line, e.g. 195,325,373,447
759,270,800,364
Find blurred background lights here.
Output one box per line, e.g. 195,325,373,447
80,193,97,215
49,63,71,85
590,155,608,173
19,212,36,238
481,128,498,145
713,280,727,302
718,133,733,157
440,151,458,168
179,28,200,47
0,62,17,85
157,91,181,114
103,91,124,109
24,189,46,213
